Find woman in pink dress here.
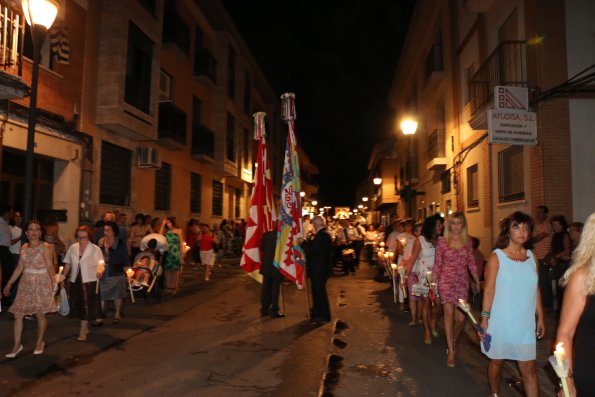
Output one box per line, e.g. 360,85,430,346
3,220,58,358
434,212,480,367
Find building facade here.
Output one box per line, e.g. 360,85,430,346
0,0,286,246
379,0,594,256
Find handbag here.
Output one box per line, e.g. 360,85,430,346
58,288,70,316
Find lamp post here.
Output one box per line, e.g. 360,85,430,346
21,0,60,223
400,117,418,217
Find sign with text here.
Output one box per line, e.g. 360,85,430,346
488,109,537,145
494,86,529,111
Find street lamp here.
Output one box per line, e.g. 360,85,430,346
362,196,368,202
299,191,305,197
311,200,318,206
400,118,418,135
21,0,60,223
400,116,418,217
373,177,382,185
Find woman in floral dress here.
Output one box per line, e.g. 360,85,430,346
3,220,58,357
433,212,480,367
161,218,181,293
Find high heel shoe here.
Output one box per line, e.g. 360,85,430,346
5,344,23,358
446,348,456,367
33,342,45,355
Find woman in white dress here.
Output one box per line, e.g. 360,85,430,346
405,215,443,344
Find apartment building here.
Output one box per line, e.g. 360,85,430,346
0,0,286,244
378,0,594,255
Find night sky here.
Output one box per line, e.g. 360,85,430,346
222,0,415,206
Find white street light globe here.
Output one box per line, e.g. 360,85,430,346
362,196,368,202
311,200,318,206
299,191,305,197
358,204,363,209
400,118,418,135
373,177,382,185
22,0,60,29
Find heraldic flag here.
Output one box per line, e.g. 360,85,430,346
240,112,276,282
273,93,305,289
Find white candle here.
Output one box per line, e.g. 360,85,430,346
554,343,570,397
126,268,134,278
58,266,64,275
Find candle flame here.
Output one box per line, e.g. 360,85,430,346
126,268,134,278
555,342,565,354
390,263,397,269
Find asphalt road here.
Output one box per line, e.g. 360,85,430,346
0,259,547,396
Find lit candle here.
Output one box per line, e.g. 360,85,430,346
97,260,105,274
379,242,385,248
126,268,134,278
554,343,570,397
58,266,64,275
390,263,397,271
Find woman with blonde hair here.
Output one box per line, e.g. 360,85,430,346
556,212,595,396
433,212,479,367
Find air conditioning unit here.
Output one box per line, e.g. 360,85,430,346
137,147,161,169
158,69,172,102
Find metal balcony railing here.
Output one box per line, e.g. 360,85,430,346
427,128,445,160
469,41,527,114
0,2,24,71
158,102,187,147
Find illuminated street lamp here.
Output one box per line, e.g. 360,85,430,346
400,116,418,217
358,204,363,209
373,177,382,185
362,196,368,202
311,200,318,206
21,0,60,223
299,191,305,197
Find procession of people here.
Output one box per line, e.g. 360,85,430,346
1,204,593,396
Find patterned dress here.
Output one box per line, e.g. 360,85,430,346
433,237,477,304
410,236,436,297
164,230,181,271
9,244,57,315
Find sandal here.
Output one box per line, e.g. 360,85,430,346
91,320,104,327
113,318,121,324
446,348,456,367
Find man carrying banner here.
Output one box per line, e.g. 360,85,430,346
301,216,333,324
260,223,285,318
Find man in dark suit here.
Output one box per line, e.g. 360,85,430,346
301,215,333,324
259,224,285,318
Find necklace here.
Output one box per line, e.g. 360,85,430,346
504,249,528,262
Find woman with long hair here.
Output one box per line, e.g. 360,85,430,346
481,212,544,397
433,212,479,367
128,213,150,262
3,220,57,357
63,226,104,341
405,214,443,344
556,212,595,396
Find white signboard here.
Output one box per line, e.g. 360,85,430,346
488,109,537,145
494,86,529,111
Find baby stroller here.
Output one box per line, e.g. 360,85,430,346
127,235,166,303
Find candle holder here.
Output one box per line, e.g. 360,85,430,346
549,343,570,397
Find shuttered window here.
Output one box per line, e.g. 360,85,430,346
467,164,479,208
155,162,171,211
234,188,241,218
100,142,131,206
190,173,201,214
212,180,223,216
499,146,524,202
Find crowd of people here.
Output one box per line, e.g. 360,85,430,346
0,205,247,357
1,202,594,396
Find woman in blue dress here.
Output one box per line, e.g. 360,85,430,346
480,212,545,397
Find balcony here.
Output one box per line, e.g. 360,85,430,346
194,47,217,84
469,41,527,129
191,125,215,163
162,12,190,59
426,129,447,170
158,103,187,150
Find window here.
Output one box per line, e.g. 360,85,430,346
464,64,475,105
154,162,171,210
212,180,223,216
244,71,252,115
190,172,202,213
226,113,235,161
100,142,131,206
467,164,479,208
192,96,202,128
424,30,443,80
235,188,241,218
158,69,173,102
243,129,251,167
228,46,236,99
498,146,524,202
125,22,154,114
441,169,451,194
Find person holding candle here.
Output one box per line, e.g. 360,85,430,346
555,212,595,396
433,212,479,367
405,214,443,343
62,226,104,341
160,218,182,292
480,212,544,396
97,221,129,324
3,220,57,357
